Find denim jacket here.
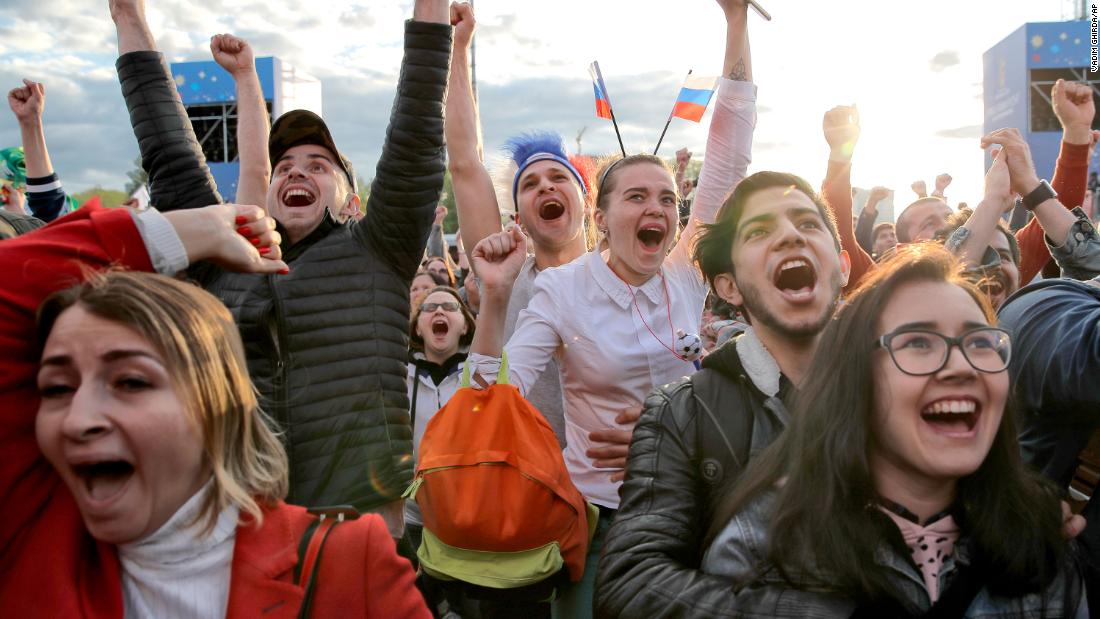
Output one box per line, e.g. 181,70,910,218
701,490,1087,618
1046,207,1100,281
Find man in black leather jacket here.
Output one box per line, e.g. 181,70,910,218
594,171,851,617
108,0,451,535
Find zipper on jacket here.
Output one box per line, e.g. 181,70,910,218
268,273,292,455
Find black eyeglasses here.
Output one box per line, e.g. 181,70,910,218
874,327,1011,376
420,301,460,313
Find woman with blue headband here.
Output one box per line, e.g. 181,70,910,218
459,2,759,616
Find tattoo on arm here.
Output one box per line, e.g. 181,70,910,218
729,58,747,81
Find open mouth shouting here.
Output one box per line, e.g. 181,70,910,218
281,185,317,208
430,317,451,338
636,222,668,254
772,257,818,303
920,397,981,438
69,455,135,508
538,198,566,221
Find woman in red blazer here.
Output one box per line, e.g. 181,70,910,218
0,202,430,618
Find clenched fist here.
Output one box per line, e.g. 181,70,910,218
210,34,255,77
1052,79,1096,144
7,79,45,127
823,105,860,161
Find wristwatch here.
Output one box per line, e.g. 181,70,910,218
1022,180,1057,211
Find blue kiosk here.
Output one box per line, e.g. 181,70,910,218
984,20,1099,194
169,57,321,202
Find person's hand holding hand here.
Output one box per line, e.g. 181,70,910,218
981,128,1042,198
982,148,1013,210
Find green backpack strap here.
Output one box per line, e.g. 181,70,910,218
461,350,510,388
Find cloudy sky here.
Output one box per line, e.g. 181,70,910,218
0,0,1075,214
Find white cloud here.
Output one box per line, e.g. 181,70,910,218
0,0,1068,204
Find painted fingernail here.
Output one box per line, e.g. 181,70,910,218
235,215,248,225
278,268,290,275
237,226,252,236
250,237,261,246
259,246,270,255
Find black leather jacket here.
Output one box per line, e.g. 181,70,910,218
115,20,451,511
595,333,793,618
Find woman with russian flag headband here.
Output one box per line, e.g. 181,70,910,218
449,1,759,615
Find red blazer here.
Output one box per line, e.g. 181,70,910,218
0,205,430,618
227,504,430,618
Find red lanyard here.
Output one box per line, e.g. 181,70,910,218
623,271,690,363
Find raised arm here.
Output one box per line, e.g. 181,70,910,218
671,0,757,267
855,186,888,255
7,80,68,222
820,105,874,292
1015,79,1095,283
446,2,502,259
210,34,270,208
110,0,221,211
355,0,451,280
466,226,560,395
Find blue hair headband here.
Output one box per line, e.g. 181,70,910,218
505,132,587,209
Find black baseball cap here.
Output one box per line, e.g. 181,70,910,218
269,109,357,193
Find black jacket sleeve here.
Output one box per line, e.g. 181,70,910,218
855,207,876,256
116,51,222,211
595,382,742,619
25,174,68,222
354,20,450,281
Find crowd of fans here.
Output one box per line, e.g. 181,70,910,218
2,0,1100,617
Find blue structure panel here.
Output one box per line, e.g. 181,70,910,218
173,57,275,105
1026,22,1090,68
209,162,240,203
983,26,1029,169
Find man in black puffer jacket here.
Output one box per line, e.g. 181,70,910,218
595,171,851,617
108,0,451,534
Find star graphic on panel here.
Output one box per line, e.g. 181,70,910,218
1060,32,1068,40
198,71,206,79
1031,35,1044,48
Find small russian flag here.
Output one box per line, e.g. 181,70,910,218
671,74,718,123
589,61,613,120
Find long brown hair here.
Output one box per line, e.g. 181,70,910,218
706,245,1066,603
37,271,288,532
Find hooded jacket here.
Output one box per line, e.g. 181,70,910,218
595,329,794,618
115,20,451,511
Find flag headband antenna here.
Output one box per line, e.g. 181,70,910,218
653,69,692,156
589,61,628,158
608,104,628,158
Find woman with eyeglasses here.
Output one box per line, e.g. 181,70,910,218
699,245,1087,617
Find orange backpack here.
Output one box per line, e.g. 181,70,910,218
403,355,597,588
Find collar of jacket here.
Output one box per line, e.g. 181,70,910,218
702,327,782,398
277,210,343,263
412,351,468,384
225,505,304,619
